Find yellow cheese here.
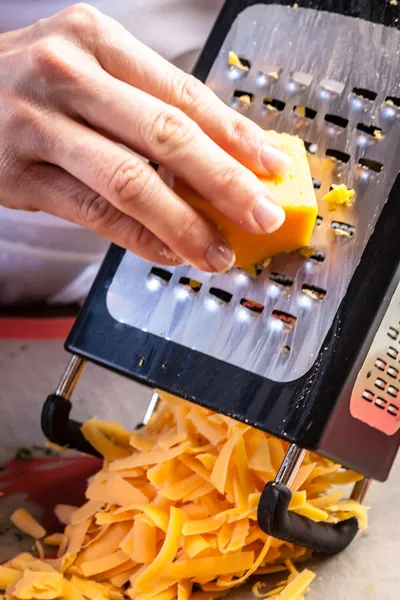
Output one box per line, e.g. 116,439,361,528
0,567,21,590
322,184,355,210
10,571,64,600
173,132,317,269
10,509,46,540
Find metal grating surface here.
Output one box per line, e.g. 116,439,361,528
107,4,400,383
351,281,400,436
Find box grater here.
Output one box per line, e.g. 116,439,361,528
41,0,400,556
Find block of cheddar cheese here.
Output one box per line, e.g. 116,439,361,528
173,131,317,270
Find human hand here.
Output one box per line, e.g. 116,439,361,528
0,3,289,272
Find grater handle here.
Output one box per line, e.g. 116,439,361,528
41,394,101,457
257,482,359,556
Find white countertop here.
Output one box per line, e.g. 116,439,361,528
1,338,399,599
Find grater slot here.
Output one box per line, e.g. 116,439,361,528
352,87,377,102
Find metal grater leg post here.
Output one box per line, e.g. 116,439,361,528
41,355,101,457
350,477,372,503
257,443,359,556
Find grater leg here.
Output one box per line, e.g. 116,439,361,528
350,477,372,503
257,443,359,556
142,392,160,426
41,354,100,457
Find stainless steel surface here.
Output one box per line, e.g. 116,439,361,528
107,5,400,383
55,355,86,400
351,281,400,435
142,392,160,425
351,477,372,503
274,443,306,488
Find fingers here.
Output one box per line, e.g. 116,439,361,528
36,117,236,273
6,161,184,267
85,13,290,176
61,67,285,235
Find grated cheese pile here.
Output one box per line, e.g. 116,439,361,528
1,392,368,600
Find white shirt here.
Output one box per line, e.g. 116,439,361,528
0,1,223,304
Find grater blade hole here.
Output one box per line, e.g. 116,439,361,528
384,96,400,108
388,404,399,416
301,248,326,263
148,267,172,285
388,326,399,340
318,79,345,99
375,397,387,409
271,310,297,329
230,90,254,110
287,71,313,92
326,148,350,164
209,287,232,303
388,385,399,398
240,298,264,315
375,377,387,391
293,105,317,120
375,358,387,371
357,157,383,173
324,114,348,129
269,272,294,289
301,283,327,301
330,221,356,238
356,123,384,138
352,87,377,102
304,141,318,154
362,390,374,402
282,345,291,355
262,97,286,112
256,66,282,87
312,178,322,190
316,216,323,226
178,277,202,293
387,365,399,379
387,346,398,360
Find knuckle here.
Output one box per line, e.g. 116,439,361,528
172,74,205,112
78,190,121,230
62,3,99,35
108,159,155,207
227,117,251,148
148,109,195,158
173,211,201,247
215,165,247,196
29,38,77,83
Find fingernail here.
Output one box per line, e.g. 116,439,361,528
253,194,285,233
260,144,291,174
206,240,236,272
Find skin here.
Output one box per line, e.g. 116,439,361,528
0,3,290,273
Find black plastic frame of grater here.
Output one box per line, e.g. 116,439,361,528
62,0,400,482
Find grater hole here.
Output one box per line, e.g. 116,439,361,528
316,216,323,226
375,397,387,409
269,272,294,289
301,283,326,301
304,141,318,154
230,90,255,110
387,346,399,360
312,178,322,190
293,105,317,120
352,87,377,102
385,96,400,108
209,287,232,303
387,326,399,340
388,404,399,416
387,365,399,379
362,390,375,402
287,71,313,92
282,345,291,355
388,385,399,398
228,53,251,70
356,122,384,139
324,114,349,129
326,148,350,164
301,248,326,263
319,79,345,99
256,66,282,87
357,157,383,173
375,358,387,371
375,377,387,391
240,298,264,315
262,97,286,112
271,310,297,329
178,277,202,293
330,221,356,238
148,267,172,285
